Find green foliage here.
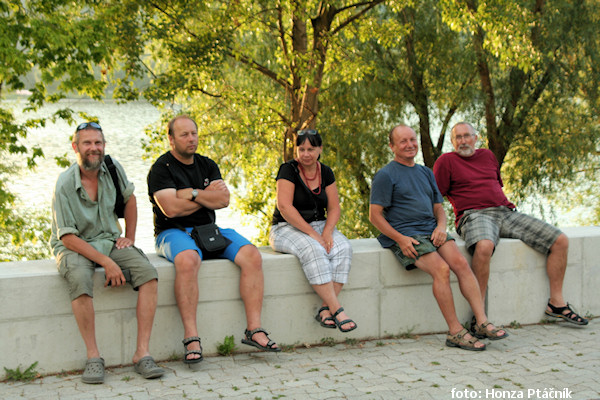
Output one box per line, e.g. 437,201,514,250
0,0,126,259
216,335,237,356
3,362,39,382
0,208,51,262
3,0,600,259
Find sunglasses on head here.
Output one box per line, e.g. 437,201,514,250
297,129,318,136
76,122,102,131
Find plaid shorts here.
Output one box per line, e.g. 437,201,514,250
269,220,353,285
457,206,562,255
389,234,455,271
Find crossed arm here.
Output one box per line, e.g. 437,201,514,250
152,179,230,219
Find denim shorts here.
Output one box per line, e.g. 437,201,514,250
389,234,455,270
155,226,252,262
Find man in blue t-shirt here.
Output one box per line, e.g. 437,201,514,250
369,125,508,351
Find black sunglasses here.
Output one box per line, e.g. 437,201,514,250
76,122,102,131
298,129,318,136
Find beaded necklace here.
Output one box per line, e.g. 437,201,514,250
297,161,322,195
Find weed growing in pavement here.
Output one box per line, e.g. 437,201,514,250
3,362,40,382
217,335,237,356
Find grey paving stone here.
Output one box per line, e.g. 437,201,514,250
2,323,600,399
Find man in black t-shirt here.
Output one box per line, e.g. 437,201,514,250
147,115,280,363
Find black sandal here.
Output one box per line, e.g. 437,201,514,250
182,336,203,364
241,328,281,352
545,302,589,325
315,306,336,329
332,307,357,333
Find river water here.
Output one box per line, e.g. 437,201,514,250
6,98,259,255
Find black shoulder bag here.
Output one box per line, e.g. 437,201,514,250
190,221,232,258
104,155,125,218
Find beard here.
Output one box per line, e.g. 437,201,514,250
456,145,475,157
77,150,104,171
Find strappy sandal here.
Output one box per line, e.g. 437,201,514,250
446,328,486,351
473,321,509,340
332,307,357,333
545,301,589,325
315,306,336,329
182,336,203,364
241,328,281,352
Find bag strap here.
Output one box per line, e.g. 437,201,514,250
289,160,319,216
104,155,125,218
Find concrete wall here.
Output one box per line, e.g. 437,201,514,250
1,227,598,375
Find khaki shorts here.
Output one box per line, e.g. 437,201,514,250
57,245,158,301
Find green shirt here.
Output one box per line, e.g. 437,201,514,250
50,158,135,258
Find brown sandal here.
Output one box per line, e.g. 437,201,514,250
473,321,509,340
446,328,486,351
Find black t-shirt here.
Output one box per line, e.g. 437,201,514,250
147,152,221,235
271,160,335,225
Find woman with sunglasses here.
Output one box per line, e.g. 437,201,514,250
270,129,356,332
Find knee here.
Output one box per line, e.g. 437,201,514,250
550,234,568,254
174,250,201,277
238,245,263,272
474,240,494,259
431,262,451,283
139,278,158,291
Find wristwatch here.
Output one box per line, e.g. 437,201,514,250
191,189,198,202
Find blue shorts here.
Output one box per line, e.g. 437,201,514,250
155,227,252,263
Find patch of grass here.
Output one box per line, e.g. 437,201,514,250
279,342,299,352
344,338,358,346
308,367,319,372
508,320,521,329
396,326,416,339
320,337,335,347
4,362,40,382
168,352,180,361
493,384,502,389
431,361,440,365
376,341,385,346
121,376,132,382
217,335,237,356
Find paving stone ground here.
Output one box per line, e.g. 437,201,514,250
2,321,599,400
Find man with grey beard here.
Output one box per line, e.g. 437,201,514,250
50,122,164,384
433,122,588,327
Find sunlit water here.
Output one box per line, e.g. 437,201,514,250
5,98,259,256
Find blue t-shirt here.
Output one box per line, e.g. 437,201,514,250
370,161,443,247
